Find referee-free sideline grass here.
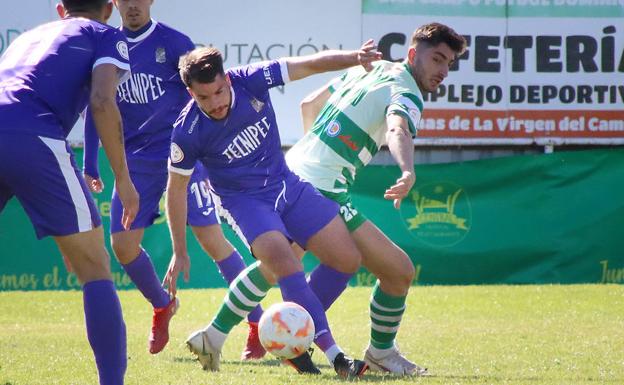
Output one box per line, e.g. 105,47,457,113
0,285,622,385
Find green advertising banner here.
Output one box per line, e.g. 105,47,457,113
1,148,623,290
362,0,624,18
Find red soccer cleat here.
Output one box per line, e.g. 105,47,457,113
148,297,179,354
241,322,267,360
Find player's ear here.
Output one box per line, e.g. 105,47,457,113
56,3,66,19
186,86,195,99
407,46,417,66
103,1,114,22
225,73,231,86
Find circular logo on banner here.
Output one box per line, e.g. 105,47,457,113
170,143,184,163
399,181,472,247
116,41,129,60
325,121,341,137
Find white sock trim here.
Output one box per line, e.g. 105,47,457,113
205,324,228,350
324,344,343,365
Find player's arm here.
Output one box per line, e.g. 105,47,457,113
384,113,415,209
90,63,138,229
163,170,192,296
300,82,331,133
83,108,104,193
285,39,381,82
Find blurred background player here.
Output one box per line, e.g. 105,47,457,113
163,44,381,377
286,22,467,376
0,0,139,384
82,0,264,358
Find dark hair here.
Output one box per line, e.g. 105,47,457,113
411,22,467,56
178,47,225,87
62,0,109,13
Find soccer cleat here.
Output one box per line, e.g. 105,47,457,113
363,345,428,376
186,329,221,371
283,349,321,374
333,352,369,379
148,297,179,354
241,322,267,360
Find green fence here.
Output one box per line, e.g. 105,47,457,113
1,148,623,290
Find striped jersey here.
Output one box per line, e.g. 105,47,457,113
286,60,423,193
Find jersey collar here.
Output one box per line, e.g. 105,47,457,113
123,19,157,43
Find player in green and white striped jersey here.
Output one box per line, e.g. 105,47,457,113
286,22,466,376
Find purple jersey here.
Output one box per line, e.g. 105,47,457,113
168,60,290,196
0,18,130,139
84,20,194,176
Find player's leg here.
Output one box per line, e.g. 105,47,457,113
187,168,266,359
110,171,176,354
352,220,427,376
55,228,127,385
282,177,368,378
190,224,266,360
0,135,126,385
185,197,278,371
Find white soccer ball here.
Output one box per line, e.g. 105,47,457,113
258,301,315,360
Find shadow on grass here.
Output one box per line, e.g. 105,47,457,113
172,355,622,384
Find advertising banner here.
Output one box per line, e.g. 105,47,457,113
1,148,623,290
363,0,624,141
2,1,622,144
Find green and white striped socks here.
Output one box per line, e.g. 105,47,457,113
210,261,271,335
369,282,406,349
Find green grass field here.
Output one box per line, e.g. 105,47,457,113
1,285,623,385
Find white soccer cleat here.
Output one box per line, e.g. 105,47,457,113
186,329,221,371
364,345,428,376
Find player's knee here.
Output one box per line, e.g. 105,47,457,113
70,248,113,284
111,238,140,264
396,252,416,288
379,251,414,290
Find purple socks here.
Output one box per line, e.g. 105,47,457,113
122,249,169,308
216,251,263,323
307,264,353,310
278,271,336,352
83,280,126,385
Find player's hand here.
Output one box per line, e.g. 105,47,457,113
384,170,415,209
357,39,383,72
84,173,104,193
163,252,190,297
116,176,139,230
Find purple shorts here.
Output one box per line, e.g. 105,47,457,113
218,172,338,249
186,164,220,228
0,134,101,239
110,162,218,233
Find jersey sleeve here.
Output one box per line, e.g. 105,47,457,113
93,27,131,84
168,112,199,176
229,60,287,96
176,34,196,59
328,71,349,94
386,90,423,138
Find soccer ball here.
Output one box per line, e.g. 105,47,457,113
258,301,315,359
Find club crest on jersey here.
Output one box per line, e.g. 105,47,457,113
325,121,341,137
155,47,166,63
250,98,265,113
116,41,129,60
170,143,184,163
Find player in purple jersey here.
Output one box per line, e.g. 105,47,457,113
81,0,265,358
0,1,138,384
163,45,381,377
